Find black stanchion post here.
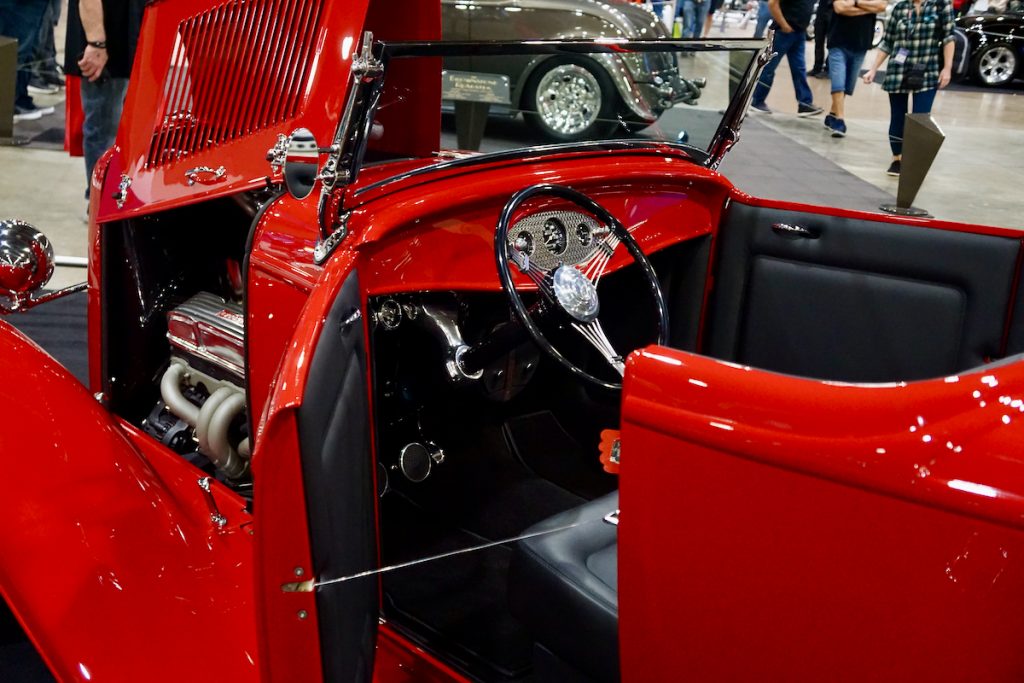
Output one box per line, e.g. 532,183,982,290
880,113,945,218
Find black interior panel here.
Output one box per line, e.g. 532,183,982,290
298,271,378,683
708,202,1021,381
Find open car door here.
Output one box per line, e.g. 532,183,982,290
617,199,1024,681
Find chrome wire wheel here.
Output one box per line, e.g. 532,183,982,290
534,64,603,137
978,45,1016,86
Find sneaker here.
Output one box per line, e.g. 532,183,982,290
829,118,847,138
797,102,824,117
27,80,60,95
824,113,836,129
750,101,772,114
813,71,830,79
13,106,43,122
807,68,825,77
886,160,901,176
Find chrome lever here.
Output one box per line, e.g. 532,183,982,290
185,165,227,186
771,222,819,239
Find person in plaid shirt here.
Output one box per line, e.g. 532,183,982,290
862,0,955,175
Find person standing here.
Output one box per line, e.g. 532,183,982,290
64,0,144,199
678,0,712,37
0,0,55,121
807,0,833,76
703,0,726,36
862,0,954,175
750,0,826,115
28,0,63,94
754,0,773,37
824,0,888,136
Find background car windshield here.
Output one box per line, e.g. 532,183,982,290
364,45,760,170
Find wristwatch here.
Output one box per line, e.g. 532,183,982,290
86,39,107,49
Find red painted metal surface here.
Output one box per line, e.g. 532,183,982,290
619,345,1024,681
374,624,470,683
0,323,257,682
96,0,371,222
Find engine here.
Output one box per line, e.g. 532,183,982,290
143,292,250,480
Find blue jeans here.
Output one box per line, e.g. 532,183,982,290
828,47,866,96
752,29,814,107
0,0,49,109
81,77,129,198
754,0,772,39
887,89,938,155
679,0,711,37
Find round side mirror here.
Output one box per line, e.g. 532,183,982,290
283,128,321,200
0,220,54,304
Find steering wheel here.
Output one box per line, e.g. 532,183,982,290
495,184,669,390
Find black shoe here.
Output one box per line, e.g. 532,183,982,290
750,101,772,114
886,160,901,176
807,68,824,77
797,102,824,117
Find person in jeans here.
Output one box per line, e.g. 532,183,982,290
64,0,144,200
807,0,833,76
678,0,712,37
754,0,773,37
862,0,954,175
750,0,826,115
0,0,55,121
824,0,888,136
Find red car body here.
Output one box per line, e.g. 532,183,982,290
2,0,1024,682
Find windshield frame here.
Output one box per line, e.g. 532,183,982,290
311,35,772,262
353,37,770,183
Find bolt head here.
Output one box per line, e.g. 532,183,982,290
297,610,308,620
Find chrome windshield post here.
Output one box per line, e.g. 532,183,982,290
314,31,386,264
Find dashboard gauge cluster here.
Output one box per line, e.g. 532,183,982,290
507,210,608,271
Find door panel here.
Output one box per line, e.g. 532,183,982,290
706,200,1022,382
618,346,1024,682
253,253,377,683
297,270,378,683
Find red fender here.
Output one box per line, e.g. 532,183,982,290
0,322,257,682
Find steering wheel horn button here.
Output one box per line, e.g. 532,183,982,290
552,265,599,322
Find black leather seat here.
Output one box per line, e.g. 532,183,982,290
508,491,620,683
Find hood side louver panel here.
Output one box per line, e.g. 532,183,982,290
146,0,323,168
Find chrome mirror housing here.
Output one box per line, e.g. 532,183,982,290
0,220,54,309
0,219,87,314
282,128,321,200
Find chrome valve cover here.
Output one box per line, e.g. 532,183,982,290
166,292,245,380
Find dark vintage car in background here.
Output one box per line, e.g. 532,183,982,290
3,1,1024,682
441,0,699,140
958,10,1023,86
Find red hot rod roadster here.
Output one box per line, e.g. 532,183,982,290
2,1,1024,682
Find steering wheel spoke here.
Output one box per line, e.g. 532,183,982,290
579,230,621,288
571,318,625,377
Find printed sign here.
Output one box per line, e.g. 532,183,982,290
441,70,511,105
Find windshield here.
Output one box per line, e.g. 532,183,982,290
353,39,767,183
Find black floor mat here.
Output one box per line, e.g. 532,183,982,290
503,411,617,501
380,414,588,681
7,291,88,384
0,603,55,683
382,494,533,681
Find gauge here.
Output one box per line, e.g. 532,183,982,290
576,222,593,247
513,230,534,256
542,218,568,255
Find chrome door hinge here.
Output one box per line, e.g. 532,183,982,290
112,174,131,209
